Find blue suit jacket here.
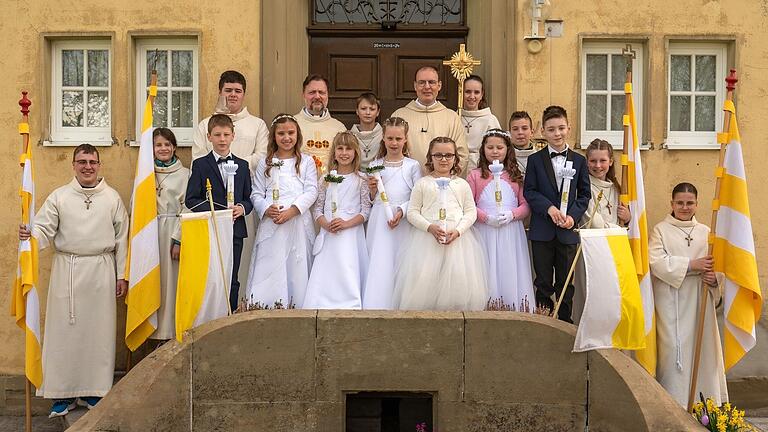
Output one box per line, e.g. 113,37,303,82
523,147,591,244
185,152,253,239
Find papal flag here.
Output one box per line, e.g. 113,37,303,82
621,81,656,376
125,78,161,351
713,99,762,371
11,141,43,388
175,209,233,342
574,228,645,352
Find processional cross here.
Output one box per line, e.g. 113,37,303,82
443,44,481,117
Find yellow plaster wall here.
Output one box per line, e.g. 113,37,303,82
0,0,263,375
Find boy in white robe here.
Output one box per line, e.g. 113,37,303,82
649,182,728,407
19,144,128,417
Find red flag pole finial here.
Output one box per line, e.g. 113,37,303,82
726,69,738,92
19,91,31,117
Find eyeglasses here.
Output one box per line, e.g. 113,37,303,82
431,153,455,161
74,160,100,167
416,80,439,87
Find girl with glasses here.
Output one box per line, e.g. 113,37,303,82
392,137,488,311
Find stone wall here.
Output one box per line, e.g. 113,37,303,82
69,311,701,431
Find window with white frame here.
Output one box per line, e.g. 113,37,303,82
50,40,112,145
580,42,644,150
666,42,727,149
135,39,198,146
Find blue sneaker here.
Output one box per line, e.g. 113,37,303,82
49,399,76,418
77,396,101,410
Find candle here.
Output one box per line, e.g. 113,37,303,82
559,160,576,218
222,161,238,208
330,169,339,219
489,159,504,219
373,171,395,221
435,177,451,244
271,157,281,205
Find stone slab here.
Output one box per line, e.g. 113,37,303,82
464,311,587,405
315,310,465,402
437,400,586,432
192,401,342,432
190,310,317,404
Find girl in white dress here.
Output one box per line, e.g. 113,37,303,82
394,137,488,311
245,114,318,308
467,129,534,311
151,128,190,341
362,117,422,309
303,132,372,309
461,75,501,171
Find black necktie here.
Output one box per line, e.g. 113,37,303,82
550,150,567,159
217,156,233,164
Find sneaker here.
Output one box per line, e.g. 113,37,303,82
49,399,76,418
77,396,101,410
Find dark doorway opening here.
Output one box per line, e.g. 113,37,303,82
345,391,434,432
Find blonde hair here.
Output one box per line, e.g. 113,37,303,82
327,131,362,175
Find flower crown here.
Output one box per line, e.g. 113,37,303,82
483,128,512,140
271,114,297,127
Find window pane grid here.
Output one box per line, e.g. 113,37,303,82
145,48,194,129
585,53,626,131
669,53,718,132
59,48,110,130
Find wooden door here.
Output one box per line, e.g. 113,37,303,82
310,35,466,128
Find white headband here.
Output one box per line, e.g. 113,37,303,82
271,114,297,127
483,129,511,139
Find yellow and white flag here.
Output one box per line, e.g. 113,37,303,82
574,228,645,352
125,81,161,351
175,210,233,342
713,100,762,371
11,142,43,388
621,82,656,376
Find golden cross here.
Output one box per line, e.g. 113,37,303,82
443,43,481,116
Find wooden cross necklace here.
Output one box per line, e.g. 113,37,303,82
83,192,95,210
462,115,481,133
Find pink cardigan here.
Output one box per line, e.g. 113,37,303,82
466,168,530,223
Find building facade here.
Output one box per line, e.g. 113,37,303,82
1,0,765,382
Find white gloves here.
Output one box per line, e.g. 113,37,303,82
498,210,515,225
486,215,501,227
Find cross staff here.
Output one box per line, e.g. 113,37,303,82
443,43,481,116
620,44,636,199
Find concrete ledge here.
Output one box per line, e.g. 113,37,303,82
66,311,703,431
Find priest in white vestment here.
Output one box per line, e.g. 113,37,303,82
20,144,128,417
192,71,269,303
295,74,347,173
391,66,468,174
649,183,728,407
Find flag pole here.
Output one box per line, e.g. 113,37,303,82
686,68,738,412
19,90,33,432
551,190,602,319
206,179,232,315
620,45,636,199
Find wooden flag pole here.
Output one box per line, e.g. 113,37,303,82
19,90,33,432
551,191,603,319
686,69,738,412
206,179,232,316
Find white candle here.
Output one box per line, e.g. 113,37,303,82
271,157,281,205
559,160,576,218
373,171,395,221
489,159,504,218
330,169,339,219
222,161,238,208
435,177,451,244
